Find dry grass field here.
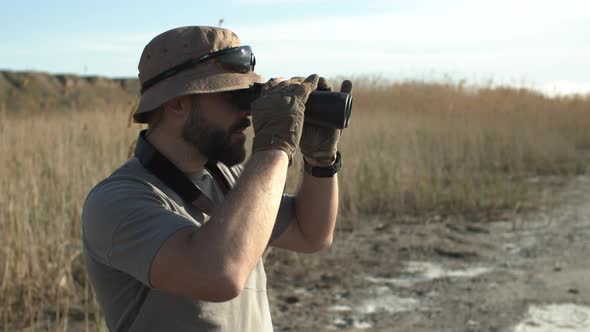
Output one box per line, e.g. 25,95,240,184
1,79,590,330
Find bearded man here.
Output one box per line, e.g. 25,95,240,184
82,25,344,331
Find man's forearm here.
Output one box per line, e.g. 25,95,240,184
190,150,289,285
294,172,339,249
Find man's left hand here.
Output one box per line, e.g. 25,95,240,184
299,77,349,166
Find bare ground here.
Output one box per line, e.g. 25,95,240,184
266,175,590,331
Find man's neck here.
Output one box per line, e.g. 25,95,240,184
145,129,207,173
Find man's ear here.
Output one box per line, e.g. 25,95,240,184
162,96,189,119
179,95,196,113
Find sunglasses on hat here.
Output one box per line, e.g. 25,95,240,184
140,46,256,94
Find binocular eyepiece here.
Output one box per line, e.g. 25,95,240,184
232,81,353,129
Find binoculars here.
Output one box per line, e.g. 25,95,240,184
232,80,353,129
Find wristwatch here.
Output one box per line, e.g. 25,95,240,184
303,151,341,178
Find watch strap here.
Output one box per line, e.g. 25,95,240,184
303,151,341,178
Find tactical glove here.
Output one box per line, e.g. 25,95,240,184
251,74,319,164
299,77,351,166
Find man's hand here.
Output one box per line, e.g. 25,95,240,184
299,78,352,166
251,74,319,164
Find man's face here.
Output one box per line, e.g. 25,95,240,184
181,92,251,166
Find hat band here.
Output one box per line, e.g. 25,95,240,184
140,46,256,94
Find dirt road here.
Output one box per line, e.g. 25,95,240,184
267,175,590,331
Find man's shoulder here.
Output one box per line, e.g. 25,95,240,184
83,158,245,212
83,158,169,212
97,157,164,191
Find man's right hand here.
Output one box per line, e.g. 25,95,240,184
251,74,319,164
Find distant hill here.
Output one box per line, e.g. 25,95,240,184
0,70,139,113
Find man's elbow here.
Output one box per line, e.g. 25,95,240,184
204,276,244,302
186,264,249,302
302,234,334,253
317,234,334,251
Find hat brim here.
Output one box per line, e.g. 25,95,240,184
134,61,265,123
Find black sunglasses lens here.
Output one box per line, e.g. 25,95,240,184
218,46,255,73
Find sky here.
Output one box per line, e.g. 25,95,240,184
1,0,589,95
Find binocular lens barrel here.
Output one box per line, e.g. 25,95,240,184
234,83,353,129
304,91,352,129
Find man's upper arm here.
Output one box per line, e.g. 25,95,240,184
268,193,320,253
269,193,296,242
82,178,194,287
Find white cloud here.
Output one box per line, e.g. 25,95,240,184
234,6,587,45
540,81,590,96
229,1,590,94
5,0,587,94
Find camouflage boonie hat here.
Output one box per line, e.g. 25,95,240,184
133,26,264,123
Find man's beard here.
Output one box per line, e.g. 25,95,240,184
182,110,250,166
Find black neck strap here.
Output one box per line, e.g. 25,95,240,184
134,130,230,202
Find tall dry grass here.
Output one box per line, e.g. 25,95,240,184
1,79,590,329
330,80,590,217
0,109,137,331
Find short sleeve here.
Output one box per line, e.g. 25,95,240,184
82,178,196,287
270,193,296,242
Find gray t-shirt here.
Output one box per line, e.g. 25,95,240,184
82,156,295,332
